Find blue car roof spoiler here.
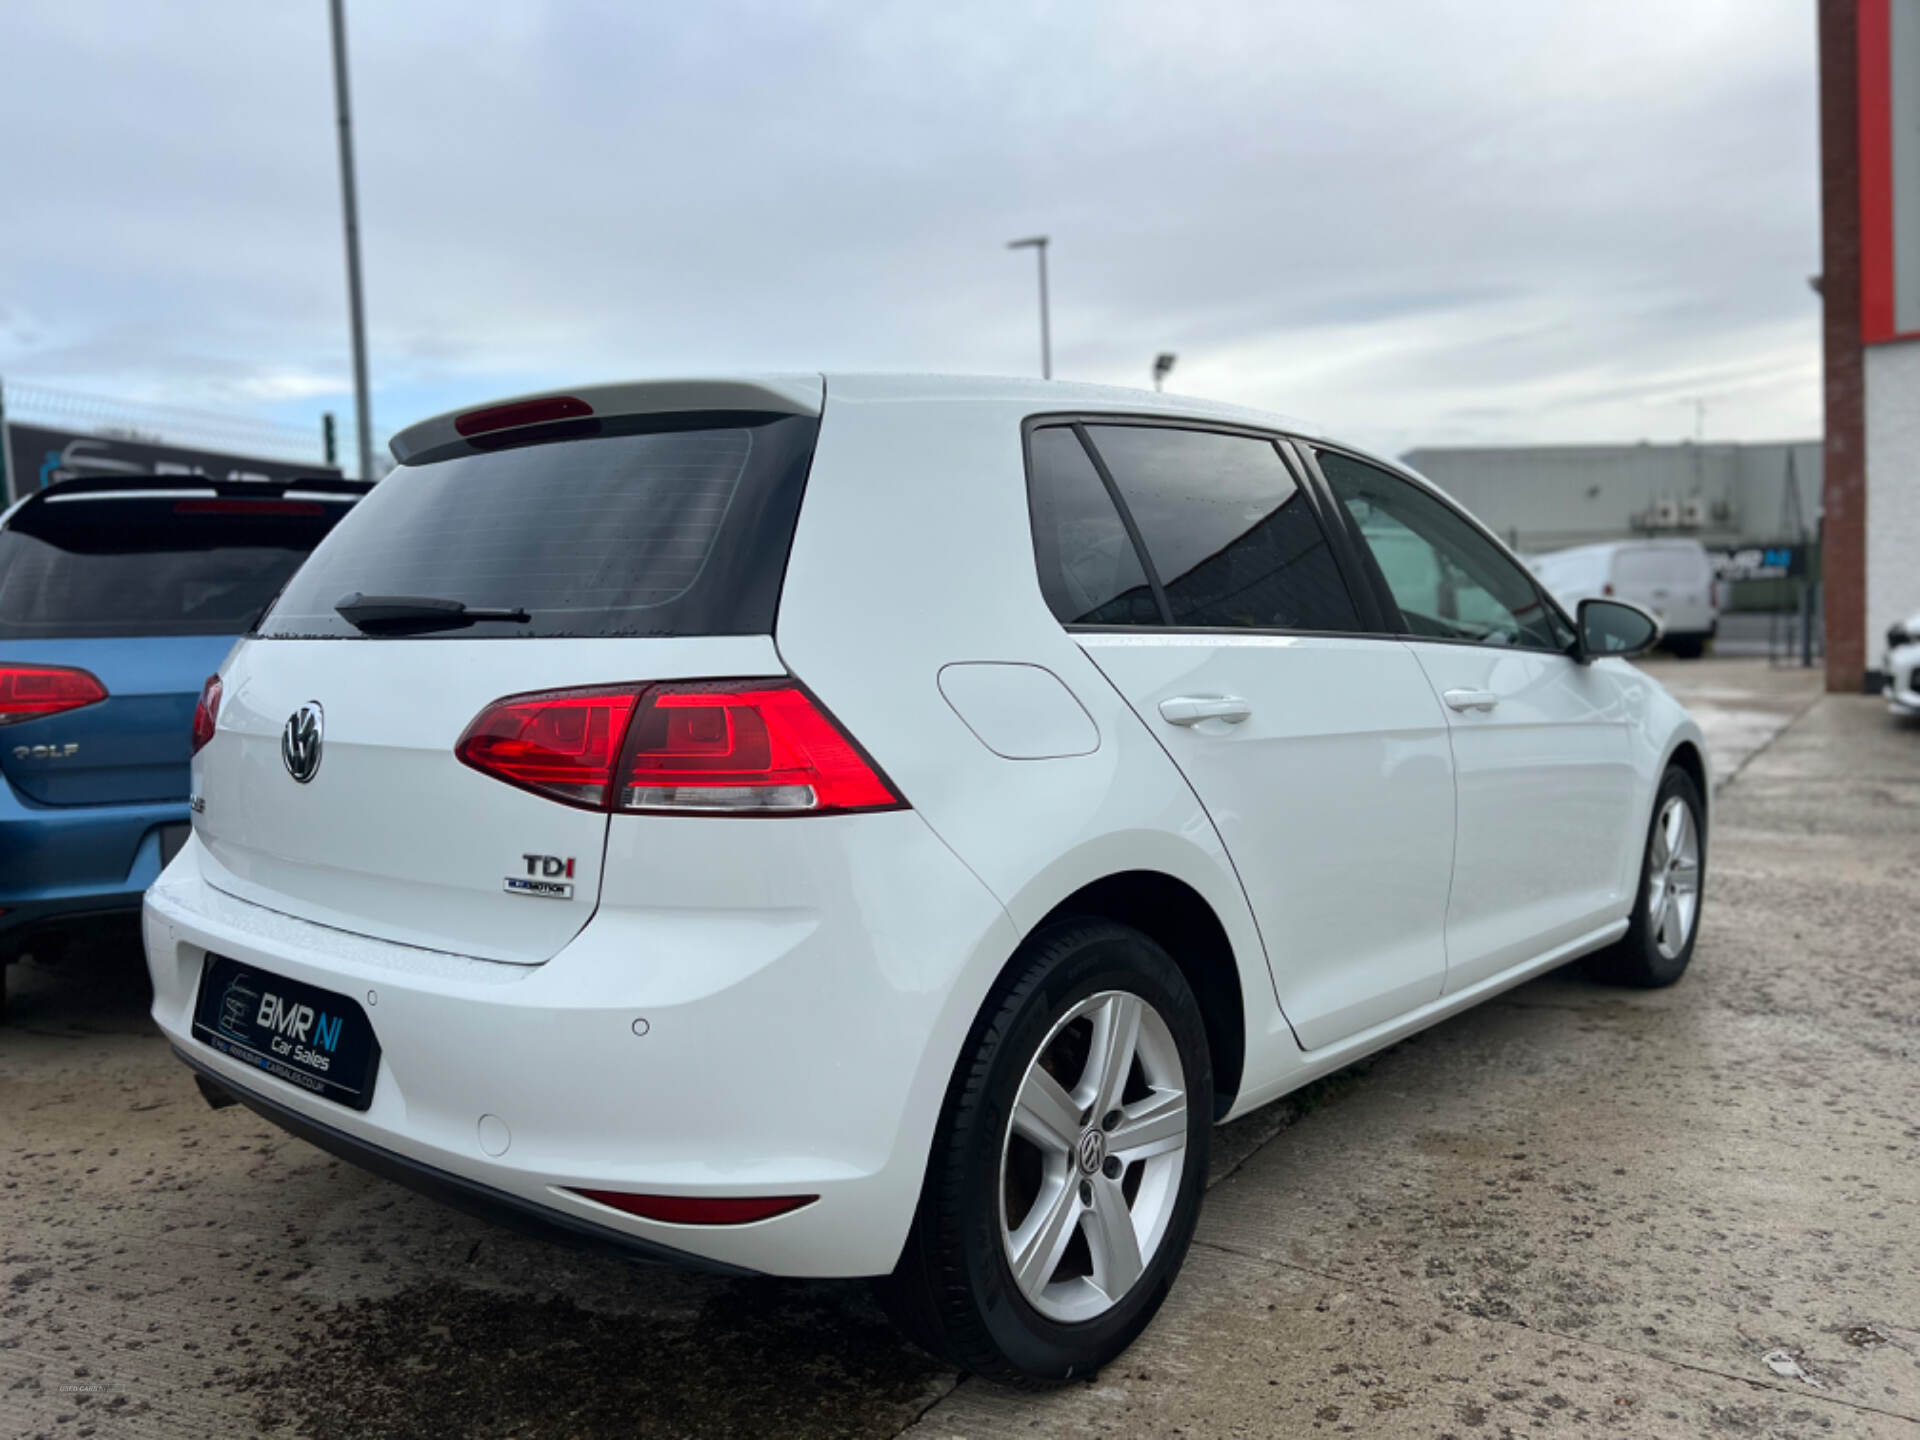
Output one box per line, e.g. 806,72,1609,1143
27,473,374,503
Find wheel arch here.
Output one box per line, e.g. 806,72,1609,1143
1666,737,1706,790
1028,870,1246,1120
1662,737,1710,827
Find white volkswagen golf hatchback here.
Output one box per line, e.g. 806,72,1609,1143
146,375,1707,1383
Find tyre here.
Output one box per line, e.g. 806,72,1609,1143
1587,767,1705,987
1665,634,1707,659
878,919,1213,1385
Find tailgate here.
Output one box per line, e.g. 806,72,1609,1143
196,635,785,963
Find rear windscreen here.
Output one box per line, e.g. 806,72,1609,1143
256,414,819,639
0,496,357,639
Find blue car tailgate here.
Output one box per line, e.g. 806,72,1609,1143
1,635,235,806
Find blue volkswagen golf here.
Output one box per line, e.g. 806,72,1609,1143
0,473,367,1011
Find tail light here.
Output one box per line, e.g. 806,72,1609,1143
191,674,223,755
1710,580,1719,609
0,664,108,725
1602,582,1614,597
568,1189,816,1225
454,687,639,809
622,682,898,813
455,679,902,815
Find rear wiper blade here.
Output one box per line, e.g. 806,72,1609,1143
334,592,531,633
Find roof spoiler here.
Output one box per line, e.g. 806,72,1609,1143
388,376,824,467
27,473,373,501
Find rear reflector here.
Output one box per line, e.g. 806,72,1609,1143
191,674,223,756
0,664,108,725
569,1189,817,1226
455,679,902,815
454,687,639,810
454,395,593,437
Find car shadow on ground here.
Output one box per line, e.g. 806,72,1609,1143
3,937,960,1439
4,920,152,1031
4,928,1655,1440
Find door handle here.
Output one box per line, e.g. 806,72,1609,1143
1442,688,1499,713
1159,695,1252,726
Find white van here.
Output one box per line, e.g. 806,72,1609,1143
1530,540,1719,658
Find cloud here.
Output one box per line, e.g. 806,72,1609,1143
0,0,1820,459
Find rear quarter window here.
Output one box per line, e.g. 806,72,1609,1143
257,414,819,639
1025,425,1160,625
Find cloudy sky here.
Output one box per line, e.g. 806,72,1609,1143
1,1,1820,464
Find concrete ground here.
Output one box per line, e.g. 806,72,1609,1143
4,658,1916,1439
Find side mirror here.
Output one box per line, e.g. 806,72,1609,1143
1576,597,1661,662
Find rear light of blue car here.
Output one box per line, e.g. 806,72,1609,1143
191,674,223,756
0,663,108,725
455,679,903,816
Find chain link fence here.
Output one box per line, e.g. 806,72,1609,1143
0,380,390,481
1767,581,1824,668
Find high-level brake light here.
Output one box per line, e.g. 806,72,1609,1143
173,499,327,517
454,680,902,815
454,395,593,437
0,664,108,725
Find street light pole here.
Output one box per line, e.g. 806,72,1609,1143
1007,236,1051,380
329,0,374,482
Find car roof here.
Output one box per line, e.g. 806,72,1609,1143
821,372,1310,432
389,373,1323,465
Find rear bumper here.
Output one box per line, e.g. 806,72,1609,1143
173,1043,758,1275
0,779,185,947
144,820,1019,1278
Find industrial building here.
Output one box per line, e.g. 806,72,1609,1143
1401,440,1820,558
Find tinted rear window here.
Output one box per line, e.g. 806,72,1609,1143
0,496,356,639
258,415,819,639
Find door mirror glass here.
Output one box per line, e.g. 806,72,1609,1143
1577,597,1660,659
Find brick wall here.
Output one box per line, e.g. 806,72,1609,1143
1820,0,1869,692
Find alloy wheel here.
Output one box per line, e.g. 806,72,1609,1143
999,989,1189,1323
1646,794,1701,960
